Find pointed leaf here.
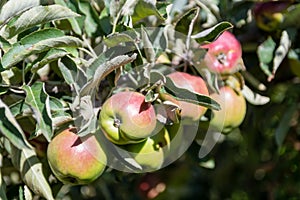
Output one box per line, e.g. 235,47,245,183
5,5,80,38
141,27,155,63
191,21,233,44
104,33,135,48
22,82,53,142
0,0,39,25
20,28,65,45
131,0,165,24
271,30,291,81
275,103,297,147
80,54,137,96
10,144,54,200
163,76,220,110
0,99,31,149
1,36,82,69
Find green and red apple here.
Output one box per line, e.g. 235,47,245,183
99,91,157,145
47,128,107,185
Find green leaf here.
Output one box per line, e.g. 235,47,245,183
104,33,135,47
20,28,65,45
0,170,8,200
1,36,82,69
141,26,156,63
241,85,270,105
5,4,80,38
0,35,11,52
131,0,165,24
162,76,220,110
22,82,53,142
275,103,297,147
80,54,137,96
281,4,300,28
0,0,40,26
175,8,198,35
77,1,100,37
257,36,276,78
0,99,31,150
58,56,86,94
10,144,54,200
191,21,233,44
54,0,82,35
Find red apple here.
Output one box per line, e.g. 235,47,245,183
209,86,246,134
99,91,157,145
47,128,107,185
201,31,244,74
164,72,209,122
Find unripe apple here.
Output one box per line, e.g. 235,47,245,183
47,128,107,185
201,31,244,74
99,91,157,145
164,72,209,122
125,127,170,172
209,86,246,134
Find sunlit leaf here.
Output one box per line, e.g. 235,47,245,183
241,85,270,105
0,0,39,26
10,144,54,200
191,21,233,44
1,36,82,69
0,99,31,150
22,82,53,142
5,4,80,38
271,30,291,81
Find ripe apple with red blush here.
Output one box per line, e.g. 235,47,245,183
201,31,244,75
99,91,157,145
47,128,107,185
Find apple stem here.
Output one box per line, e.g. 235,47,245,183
113,118,121,128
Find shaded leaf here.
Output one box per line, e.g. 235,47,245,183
281,4,300,28
77,1,100,36
162,76,220,110
22,82,53,142
54,0,82,35
131,0,165,24
0,99,31,150
275,103,297,147
5,5,80,38
141,26,156,63
104,33,135,48
175,8,198,35
0,0,39,26
10,144,54,200
0,35,11,52
191,21,233,44
257,37,276,78
0,170,8,200
1,36,82,69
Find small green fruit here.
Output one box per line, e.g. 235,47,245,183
125,127,170,172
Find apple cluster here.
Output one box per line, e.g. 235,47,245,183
201,31,247,134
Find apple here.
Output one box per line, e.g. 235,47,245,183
47,128,107,185
163,71,209,122
201,31,244,74
99,91,157,145
253,1,291,32
209,86,246,134
125,127,170,172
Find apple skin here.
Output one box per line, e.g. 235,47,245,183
164,72,209,122
47,128,107,185
209,86,246,134
125,127,170,172
201,31,243,74
99,91,157,145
